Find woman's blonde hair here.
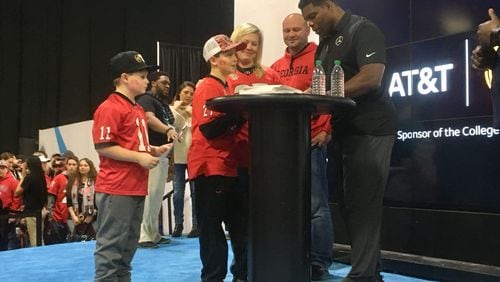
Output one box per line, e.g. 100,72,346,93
231,22,265,78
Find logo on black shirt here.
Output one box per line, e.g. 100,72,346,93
335,36,344,46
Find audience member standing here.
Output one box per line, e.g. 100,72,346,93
188,34,247,282
472,8,500,128
14,156,48,247
92,51,171,281
0,152,21,180
271,13,334,280
136,71,177,248
32,151,53,188
66,158,98,239
0,160,19,250
46,155,79,242
300,1,397,281
170,81,198,238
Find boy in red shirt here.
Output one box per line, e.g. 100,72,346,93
188,34,248,282
92,51,171,281
46,155,78,243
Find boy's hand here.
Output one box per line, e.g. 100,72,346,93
137,153,159,169
150,144,173,157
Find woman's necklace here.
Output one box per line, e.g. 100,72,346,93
237,65,255,75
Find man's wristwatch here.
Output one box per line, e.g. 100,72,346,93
491,26,500,47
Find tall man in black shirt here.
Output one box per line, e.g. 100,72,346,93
300,1,397,281
136,71,178,248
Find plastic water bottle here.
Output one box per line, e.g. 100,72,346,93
312,60,326,95
330,60,344,97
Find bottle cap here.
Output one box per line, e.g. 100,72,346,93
315,60,322,65
334,60,341,65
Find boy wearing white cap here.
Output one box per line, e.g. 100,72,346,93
187,35,248,282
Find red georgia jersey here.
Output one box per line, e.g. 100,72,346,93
187,76,239,179
0,174,19,211
270,42,317,91
48,172,69,222
226,67,281,168
271,43,332,138
92,92,150,196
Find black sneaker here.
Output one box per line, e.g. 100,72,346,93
172,224,183,237
138,241,159,249
311,264,329,281
157,237,171,244
187,228,199,238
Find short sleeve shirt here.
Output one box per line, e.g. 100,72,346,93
92,92,150,196
136,92,175,146
21,174,47,211
187,76,239,179
48,172,69,222
316,11,397,135
0,174,18,211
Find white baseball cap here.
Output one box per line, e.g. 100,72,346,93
38,155,50,163
202,34,246,62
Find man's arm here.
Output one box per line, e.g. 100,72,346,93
345,63,385,98
144,112,178,141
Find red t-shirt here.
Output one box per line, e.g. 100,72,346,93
48,172,69,222
92,92,150,196
226,67,282,168
187,76,239,179
0,174,19,211
271,43,332,138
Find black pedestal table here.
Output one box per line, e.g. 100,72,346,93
206,94,355,282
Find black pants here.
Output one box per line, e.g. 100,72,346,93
195,175,248,282
0,213,9,251
330,134,394,282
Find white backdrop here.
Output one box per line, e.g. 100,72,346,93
39,120,193,236
38,120,99,165
234,0,319,66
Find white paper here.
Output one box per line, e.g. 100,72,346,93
237,84,303,95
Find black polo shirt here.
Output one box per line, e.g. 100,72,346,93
136,92,175,146
316,11,397,136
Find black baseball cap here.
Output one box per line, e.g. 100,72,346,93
110,51,159,79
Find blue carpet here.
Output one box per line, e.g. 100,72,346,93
0,238,434,281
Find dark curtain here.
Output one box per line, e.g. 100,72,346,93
159,43,209,103
0,0,234,155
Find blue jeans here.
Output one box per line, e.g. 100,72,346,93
311,147,334,269
173,163,197,226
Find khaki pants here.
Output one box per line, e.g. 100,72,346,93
25,217,38,247
139,155,169,243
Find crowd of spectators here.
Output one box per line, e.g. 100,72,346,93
0,150,98,249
